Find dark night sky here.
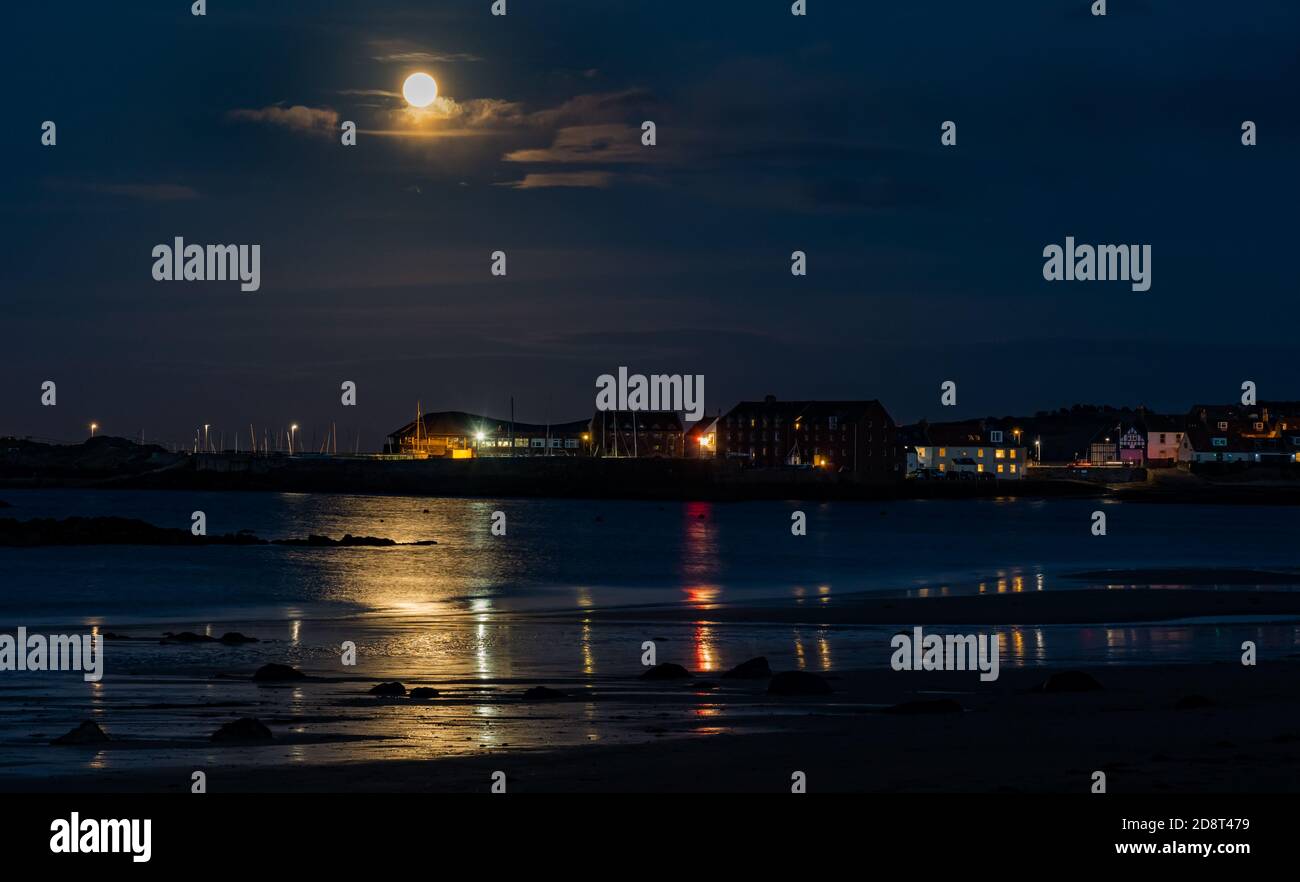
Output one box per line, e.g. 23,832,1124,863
3,1,1298,450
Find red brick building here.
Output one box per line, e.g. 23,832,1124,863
715,396,900,480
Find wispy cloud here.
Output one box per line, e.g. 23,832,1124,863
369,38,481,65
503,124,650,164
227,104,339,136
497,171,615,190
88,183,200,201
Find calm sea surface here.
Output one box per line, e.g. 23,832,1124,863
1,490,1297,777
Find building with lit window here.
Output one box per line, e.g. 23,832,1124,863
1178,403,1300,465
1144,414,1185,466
685,415,719,458
714,396,899,480
386,410,590,457
910,420,1027,479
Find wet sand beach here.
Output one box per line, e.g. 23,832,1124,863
14,660,1300,793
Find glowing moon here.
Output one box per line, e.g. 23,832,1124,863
402,72,438,108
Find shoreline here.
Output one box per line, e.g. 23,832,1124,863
10,660,1299,793
568,588,1300,627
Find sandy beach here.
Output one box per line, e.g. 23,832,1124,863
13,659,1300,793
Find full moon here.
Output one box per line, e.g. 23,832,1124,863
402,72,438,108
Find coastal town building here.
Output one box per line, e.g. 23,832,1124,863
1178,403,1300,465
386,410,590,457
1087,421,1147,466
715,396,899,480
685,415,719,458
909,420,1028,479
1144,414,1185,466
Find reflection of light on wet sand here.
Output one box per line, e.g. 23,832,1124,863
794,631,807,670
1036,572,1045,591
681,501,719,585
684,585,721,608
1011,628,1025,660
817,634,832,670
1013,575,1024,593
693,623,717,672
476,622,491,678
818,585,831,604
581,620,595,675
290,619,301,645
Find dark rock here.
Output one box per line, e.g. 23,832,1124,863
690,681,718,690
274,533,397,547
101,632,134,641
1175,694,1215,710
218,632,258,645
409,687,440,699
721,656,772,679
768,671,833,696
210,717,273,742
368,682,406,697
51,721,110,745
522,686,567,701
160,631,215,644
252,663,306,682
1035,671,1102,693
883,698,963,715
640,663,692,680
0,499,10,508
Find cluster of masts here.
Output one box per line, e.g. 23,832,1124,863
186,423,361,455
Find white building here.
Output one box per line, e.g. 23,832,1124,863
911,422,1028,479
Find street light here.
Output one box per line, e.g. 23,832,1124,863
89,423,98,438
290,424,299,455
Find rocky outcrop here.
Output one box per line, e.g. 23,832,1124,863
51,721,110,745
639,663,692,680
721,657,772,679
252,663,306,682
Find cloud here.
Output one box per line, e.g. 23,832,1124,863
339,88,402,98
227,104,339,136
498,171,615,190
368,38,481,64
86,183,200,201
503,124,649,164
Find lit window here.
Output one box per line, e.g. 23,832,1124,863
1009,449,1016,459
978,449,984,458
938,463,946,472
938,447,946,457
1010,464,1017,474
997,464,1004,473
995,449,1005,459
977,463,985,473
